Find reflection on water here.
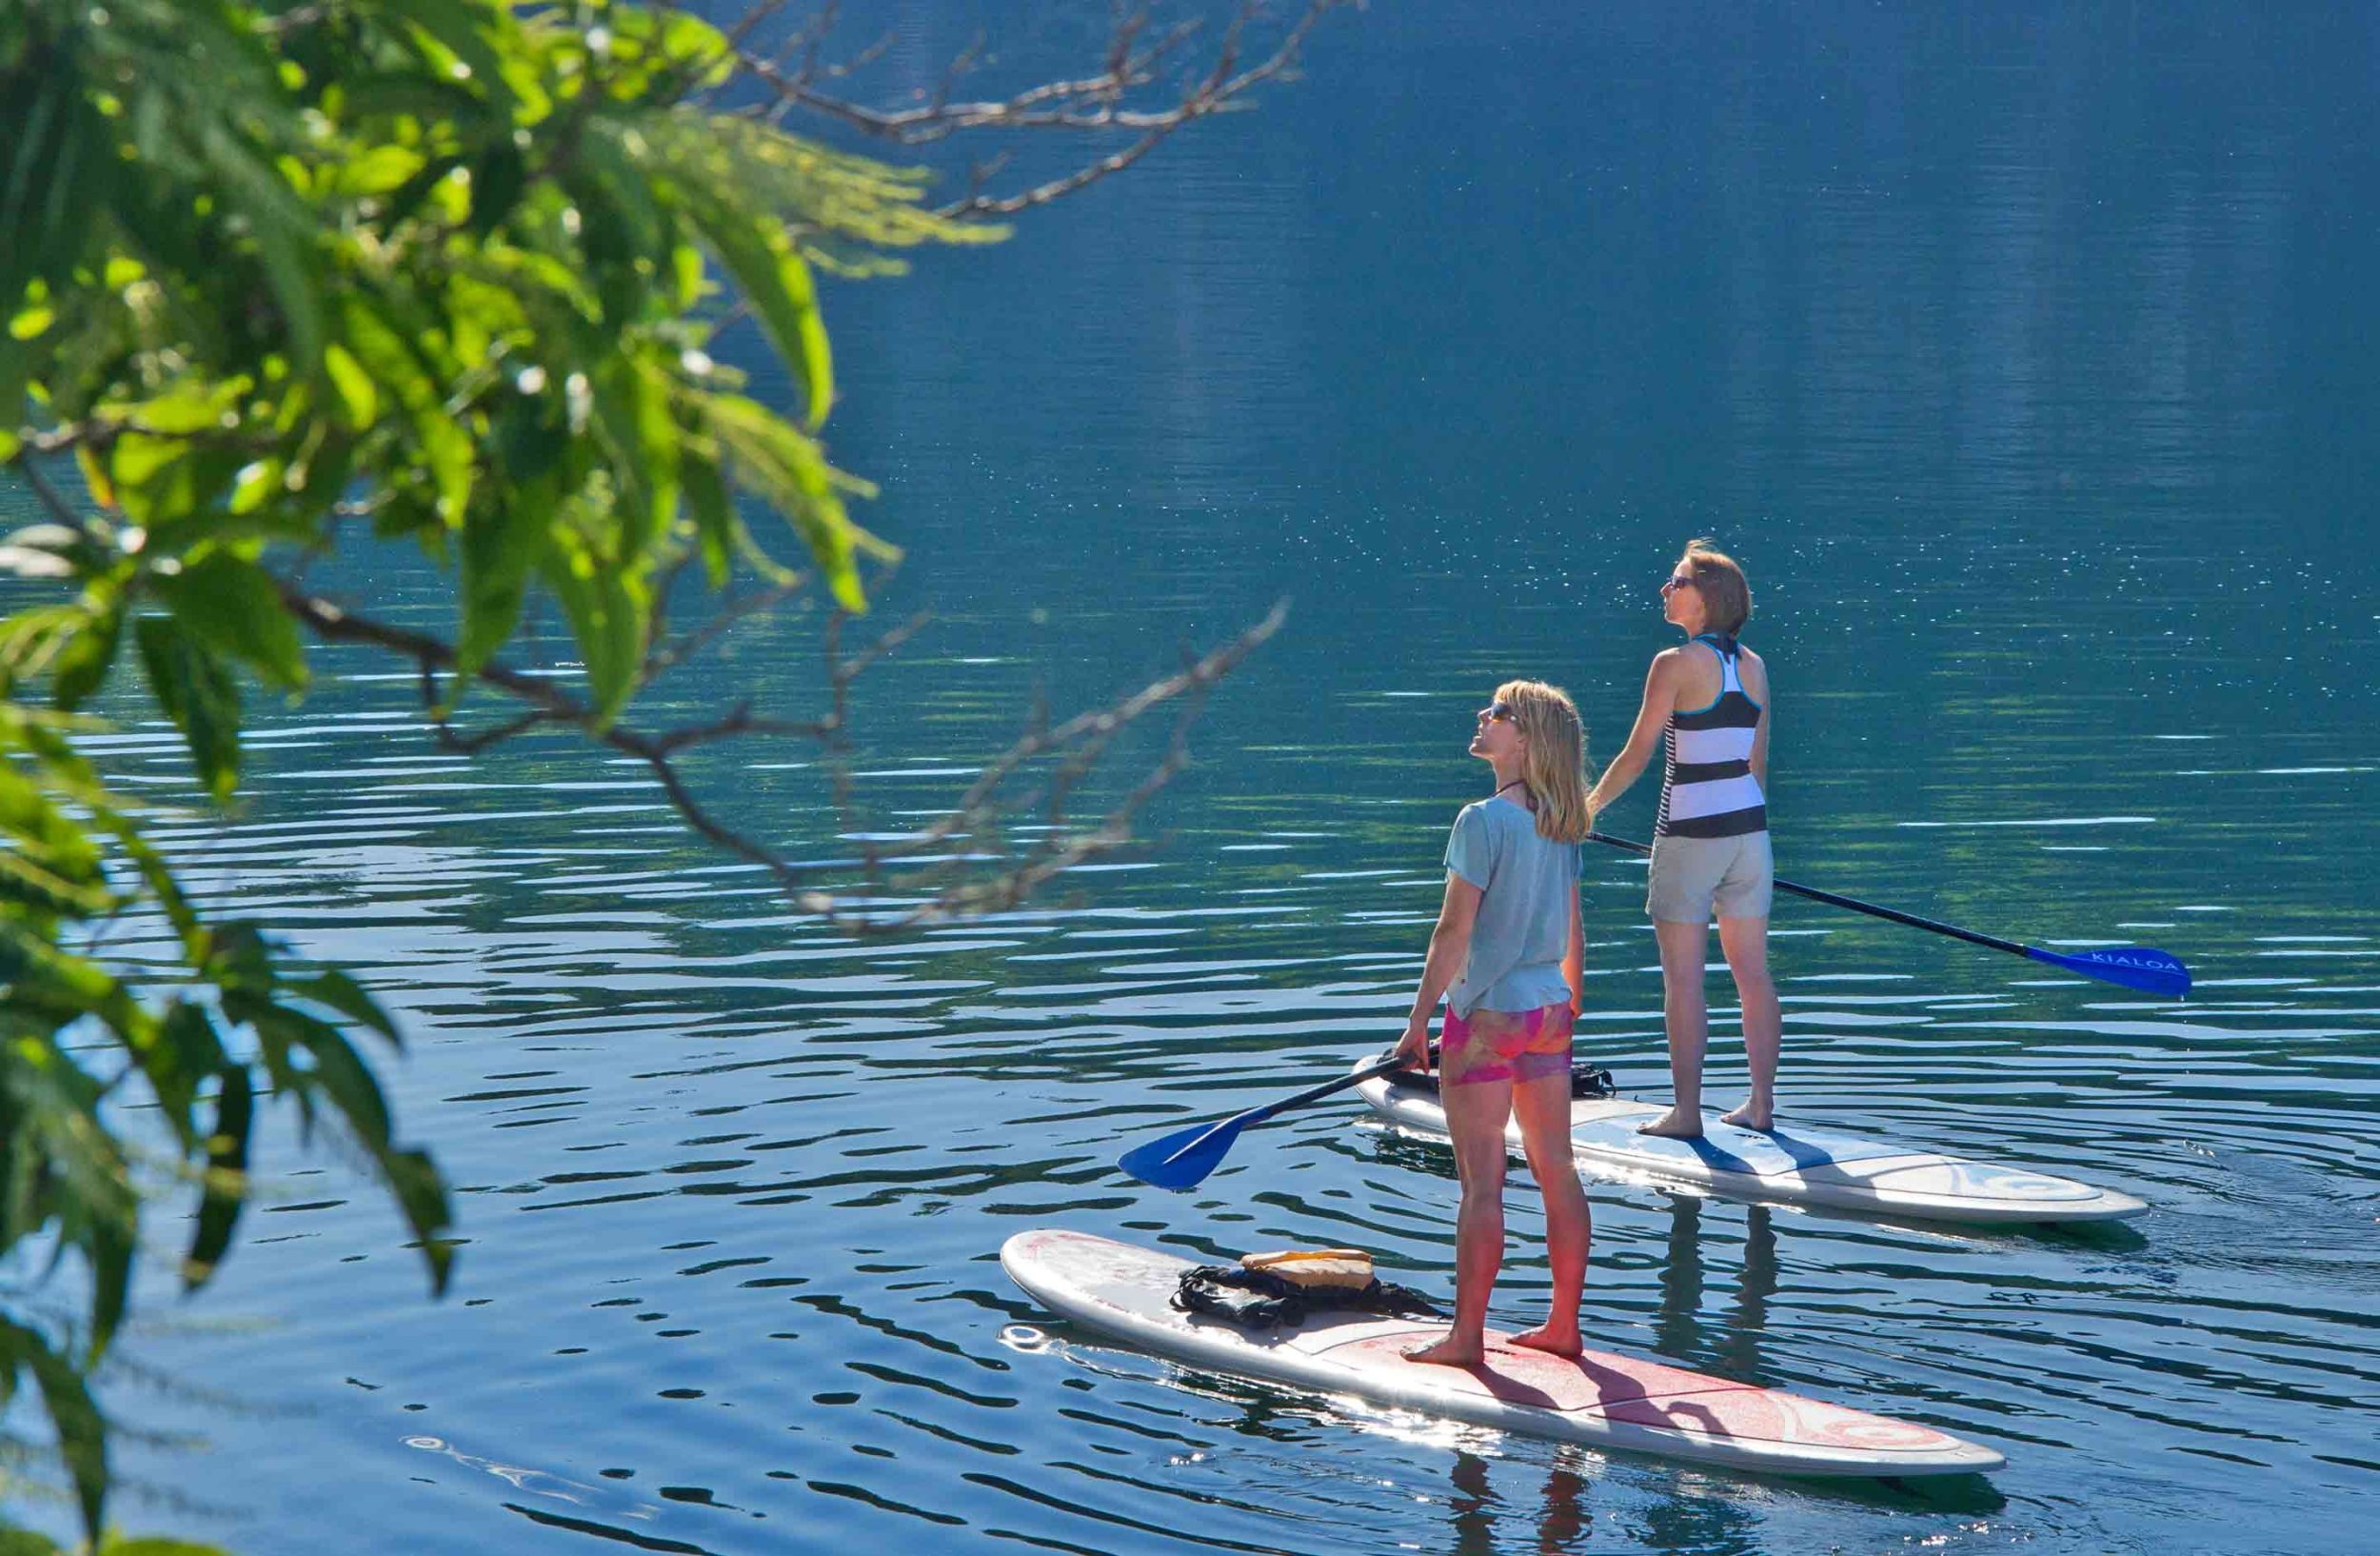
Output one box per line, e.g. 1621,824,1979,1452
1653,1199,1779,1389
14,0,2380,1552
1446,1449,1595,1556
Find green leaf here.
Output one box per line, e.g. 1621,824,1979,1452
335,294,474,525
183,1066,251,1290
0,764,112,915
150,549,307,691
84,808,205,955
321,343,378,430
637,117,837,429
0,917,129,1010
254,1003,391,1150
227,456,287,516
397,0,518,113
330,144,427,198
456,477,545,682
248,1002,451,1295
0,336,31,462
286,968,401,1045
132,614,243,805
589,351,680,561
670,241,706,311
194,117,324,370
466,144,526,238
85,1208,133,1360
5,1317,108,1536
50,594,124,712
102,379,251,529
141,1000,223,1153
679,447,742,589
701,393,874,609
536,514,647,725
384,1147,456,1296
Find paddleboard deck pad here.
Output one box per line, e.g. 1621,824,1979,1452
1002,1229,2003,1478
1357,1059,2146,1225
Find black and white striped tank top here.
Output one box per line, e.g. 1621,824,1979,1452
1656,633,1768,840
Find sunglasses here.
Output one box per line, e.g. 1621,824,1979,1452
1481,700,1516,723
1659,573,1696,594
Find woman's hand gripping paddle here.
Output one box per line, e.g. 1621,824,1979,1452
1585,832,2192,996
1118,1047,1429,1191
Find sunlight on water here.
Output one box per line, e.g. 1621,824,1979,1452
8,2,2374,1553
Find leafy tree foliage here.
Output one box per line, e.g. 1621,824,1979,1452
0,0,1000,1539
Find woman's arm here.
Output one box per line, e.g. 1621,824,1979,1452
1396,871,1485,1070
1563,891,1585,1015
1584,655,1679,818
1744,649,1771,790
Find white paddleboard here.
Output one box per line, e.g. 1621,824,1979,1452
1002,1228,2004,1479
1355,1061,2147,1225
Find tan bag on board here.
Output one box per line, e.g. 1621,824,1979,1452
1239,1247,1375,1290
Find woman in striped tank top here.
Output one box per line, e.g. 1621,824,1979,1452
1585,541,1781,1139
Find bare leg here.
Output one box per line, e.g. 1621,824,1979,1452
1404,1068,1514,1367
1716,915,1779,1130
1508,1067,1589,1356
1638,918,1711,1137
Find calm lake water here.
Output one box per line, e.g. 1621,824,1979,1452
17,2,2380,1551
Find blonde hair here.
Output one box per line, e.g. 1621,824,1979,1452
1496,679,1594,843
1676,538,1753,636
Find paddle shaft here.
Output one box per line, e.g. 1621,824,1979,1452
1584,831,2028,957
1240,1051,1416,1127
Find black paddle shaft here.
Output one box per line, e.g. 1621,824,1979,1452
1243,1050,1418,1127
1583,831,2028,957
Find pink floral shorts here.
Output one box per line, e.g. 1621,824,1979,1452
1440,1001,1575,1087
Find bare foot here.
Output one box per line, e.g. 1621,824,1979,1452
1718,1101,1774,1131
1509,1325,1583,1359
1401,1333,1484,1367
1636,1107,1705,1139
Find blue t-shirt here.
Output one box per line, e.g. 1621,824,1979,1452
1443,795,1581,1018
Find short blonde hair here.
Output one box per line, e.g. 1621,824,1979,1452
1676,539,1753,635
1495,679,1594,844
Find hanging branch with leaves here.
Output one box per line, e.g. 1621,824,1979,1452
0,0,1342,1544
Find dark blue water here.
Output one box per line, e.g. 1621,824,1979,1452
18,3,2380,1551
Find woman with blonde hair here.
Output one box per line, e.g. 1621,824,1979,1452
1586,539,1778,1139
1394,680,1595,1366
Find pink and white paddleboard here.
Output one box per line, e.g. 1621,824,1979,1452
1001,1228,2003,1479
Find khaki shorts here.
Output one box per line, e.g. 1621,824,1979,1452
1647,831,1774,924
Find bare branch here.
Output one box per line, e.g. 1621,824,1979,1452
431,705,553,756
929,596,1285,843
859,597,1288,927
280,577,833,905
724,0,804,52
645,577,809,680
728,0,1352,216
11,455,101,544
833,607,930,690
812,603,929,892
652,703,834,754
272,577,1280,934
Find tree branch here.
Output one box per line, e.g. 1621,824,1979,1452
727,0,1352,217
272,577,1284,933
644,577,810,681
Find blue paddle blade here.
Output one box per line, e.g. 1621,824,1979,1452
2024,945,2192,997
1116,1116,1245,1191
